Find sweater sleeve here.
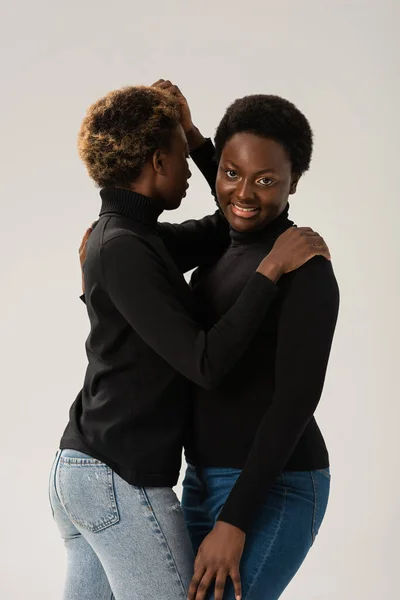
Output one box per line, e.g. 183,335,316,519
156,139,227,273
81,140,221,300
101,233,278,390
189,137,218,198
157,211,229,273
217,257,340,531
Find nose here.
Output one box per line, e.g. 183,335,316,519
235,179,253,201
187,168,192,180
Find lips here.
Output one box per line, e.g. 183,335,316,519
230,202,260,219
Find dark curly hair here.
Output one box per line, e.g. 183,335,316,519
214,95,313,176
78,86,180,187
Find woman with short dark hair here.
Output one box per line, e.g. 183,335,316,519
181,93,339,600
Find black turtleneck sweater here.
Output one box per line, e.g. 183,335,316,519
60,164,279,487
185,148,340,532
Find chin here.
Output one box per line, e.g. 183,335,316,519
225,213,263,233
165,197,183,211
226,207,278,233
221,203,261,232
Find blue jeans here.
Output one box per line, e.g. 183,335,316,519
49,449,194,600
182,464,330,600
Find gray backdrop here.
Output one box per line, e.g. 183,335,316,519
1,0,399,598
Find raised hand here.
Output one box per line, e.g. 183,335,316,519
151,79,205,151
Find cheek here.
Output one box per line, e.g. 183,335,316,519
173,161,186,185
216,176,230,205
259,185,288,209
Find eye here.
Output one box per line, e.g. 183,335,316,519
258,177,274,187
225,169,238,179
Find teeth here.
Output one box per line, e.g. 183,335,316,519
233,204,258,212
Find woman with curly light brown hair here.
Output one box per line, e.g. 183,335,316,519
48,82,329,600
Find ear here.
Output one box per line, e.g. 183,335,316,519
289,175,301,195
152,149,167,176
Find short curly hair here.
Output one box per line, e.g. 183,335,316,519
78,86,180,187
214,95,313,176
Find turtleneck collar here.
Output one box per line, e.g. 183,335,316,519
99,187,164,228
229,203,293,246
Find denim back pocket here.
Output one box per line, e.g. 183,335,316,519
57,457,120,533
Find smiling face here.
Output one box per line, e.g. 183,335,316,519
216,132,300,232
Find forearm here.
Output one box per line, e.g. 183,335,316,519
103,235,280,389
185,125,206,152
190,137,219,198
157,211,229,273
217,395,319,532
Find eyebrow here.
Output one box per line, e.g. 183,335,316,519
224,160,279,175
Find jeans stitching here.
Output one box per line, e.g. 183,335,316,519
317,468,331,480
107,469,119,516
48,451,60,517
244,474,288,600
60,457,104,465
310,471,317,544
140,487,187,599
53,450,63,504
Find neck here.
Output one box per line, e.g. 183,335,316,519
128,179,157,202
127,161,162,203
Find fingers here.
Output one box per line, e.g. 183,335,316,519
188,567,240,600
297,228,329,250
80,227,92,245
316,247,331,260
230,568,242,600
154,79,172,89
297,227,324,241
297,226,314,233
298,228,331,260
307,242,331,261
151,79,184,98
187,564,206,600
214,570,228,600
297,228,321,239
79,227,92,253
309,237,331,260
303,231,321,238
194,569,214,600
163,83,182,99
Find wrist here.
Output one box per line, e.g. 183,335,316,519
256,256,284,282
215,520,246,538
185,125,205,152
